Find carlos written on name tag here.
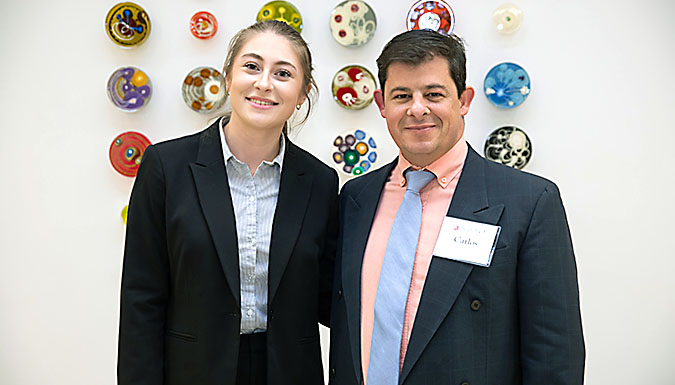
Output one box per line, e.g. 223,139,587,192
432,216,501,267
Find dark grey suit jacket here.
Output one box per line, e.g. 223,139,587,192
329,145,585,385
118,119,338,385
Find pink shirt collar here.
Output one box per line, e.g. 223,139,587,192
394,137,469,189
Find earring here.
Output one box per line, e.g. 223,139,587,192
227,90,230,96
296,104,302,110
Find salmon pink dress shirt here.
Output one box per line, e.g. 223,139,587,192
360,139,468,383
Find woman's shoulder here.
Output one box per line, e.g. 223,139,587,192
150,121,220,159
285,140,336,178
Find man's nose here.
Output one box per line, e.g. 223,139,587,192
408,93,430,118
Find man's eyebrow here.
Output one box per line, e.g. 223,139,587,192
388,84,450,95
424,84,450,92
388,86,411,95
241,53,298,71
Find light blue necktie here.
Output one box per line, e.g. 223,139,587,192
367,169,435,385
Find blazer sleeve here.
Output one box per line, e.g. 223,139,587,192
318,169,339,327
517,183,586,384
117,145,169,385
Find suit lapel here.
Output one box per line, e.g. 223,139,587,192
342,160,397,385
400,146,504,383
189,120,241,304
267,141,312,304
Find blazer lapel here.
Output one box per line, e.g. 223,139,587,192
189,121,241,304
342,160,397,384
400,146,504,383
267,141,312,304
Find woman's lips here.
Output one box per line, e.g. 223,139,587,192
246,97,278,108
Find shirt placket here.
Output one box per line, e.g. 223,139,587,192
235,164,254,332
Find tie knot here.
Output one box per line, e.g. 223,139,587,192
405,169,435,193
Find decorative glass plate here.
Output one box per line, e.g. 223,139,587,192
331,65,376,110
107,66,152,112
256,1,303,34
105,2,151,48
332,129,378,177
109,131,152,177
121,205,129,225
181,67,227,113
484,62,530,109
330,0,377,47
190,11,218,39
484,125,531,169
406,0,455,35
493,3,523,34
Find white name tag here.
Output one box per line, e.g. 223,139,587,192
432,216,501,267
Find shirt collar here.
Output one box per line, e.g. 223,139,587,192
395,137,468,189
218,116,286,172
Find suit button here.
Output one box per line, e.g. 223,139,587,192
338,288,343,297
331,368,336,376
470,300,481,311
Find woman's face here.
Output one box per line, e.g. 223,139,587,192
226,32,307,133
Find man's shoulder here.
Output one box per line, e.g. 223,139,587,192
469,152,562,205
340,159,396,198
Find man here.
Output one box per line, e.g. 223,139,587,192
329,30,585,385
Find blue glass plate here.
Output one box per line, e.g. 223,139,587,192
483,62,530,109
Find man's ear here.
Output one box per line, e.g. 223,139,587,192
459,87,475,116
373,89,386,118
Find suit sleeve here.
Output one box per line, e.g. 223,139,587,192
118,145,169,385
518,183,585,384
319,169,339,327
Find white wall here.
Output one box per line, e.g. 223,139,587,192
1,0,674,383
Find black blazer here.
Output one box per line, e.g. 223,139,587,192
118,119,338,385
329,146,585,385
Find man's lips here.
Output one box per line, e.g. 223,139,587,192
404,123,435,130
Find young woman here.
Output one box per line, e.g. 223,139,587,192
118,20,338,385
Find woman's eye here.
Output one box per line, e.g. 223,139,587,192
244,63,258,71
277,70,292,78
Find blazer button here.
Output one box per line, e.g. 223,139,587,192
331,368,336,376
470,300,481,311
338,288,343,297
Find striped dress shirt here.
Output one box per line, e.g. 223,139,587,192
219,119,285,334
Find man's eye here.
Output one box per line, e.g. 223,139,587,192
427,92,444,98
393,94,410,100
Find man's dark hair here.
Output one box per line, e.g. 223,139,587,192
376,29,467,97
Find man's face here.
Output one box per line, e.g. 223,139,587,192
374,56,474,167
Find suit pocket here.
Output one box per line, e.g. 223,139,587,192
489,243,513,266
297,334,319,345
166,329,197,342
